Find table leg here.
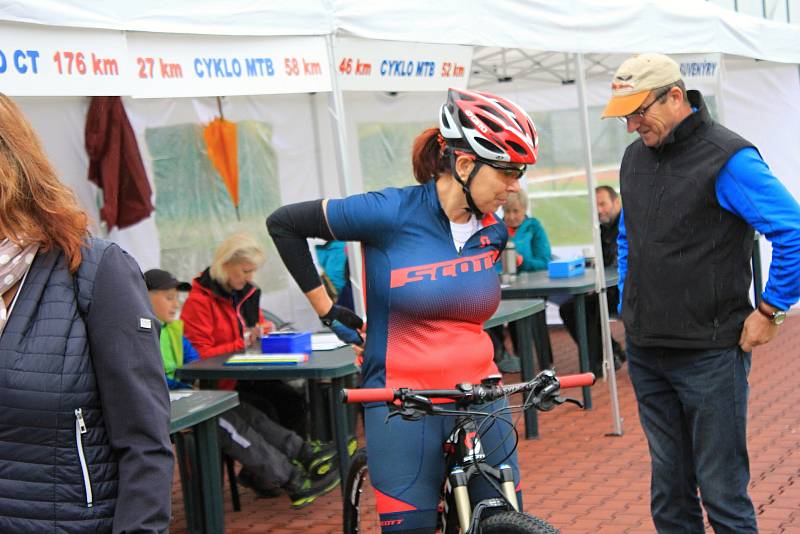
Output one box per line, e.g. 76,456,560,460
514,315,539,439
574,295,592,409
329,376,353,496
174,432,202,534
195,418,224,534
308,382,330,441
531,311,553,369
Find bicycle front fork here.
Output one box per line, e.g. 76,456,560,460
449,463,518,532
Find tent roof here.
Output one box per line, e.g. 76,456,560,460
3,0,800,64
335,0,800,64
0,0,332,36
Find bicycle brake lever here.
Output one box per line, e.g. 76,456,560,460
554,396,584,409
386,407,425,422
386,394,434,422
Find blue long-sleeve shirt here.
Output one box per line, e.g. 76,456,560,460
618,146,800,313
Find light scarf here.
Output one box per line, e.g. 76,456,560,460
0,238,39,335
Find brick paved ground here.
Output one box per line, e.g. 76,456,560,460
169,314,800,533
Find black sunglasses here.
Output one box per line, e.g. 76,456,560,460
480,159,527,179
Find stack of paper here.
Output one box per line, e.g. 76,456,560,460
224,353,309,366
311,333,347,351
169,391,195,402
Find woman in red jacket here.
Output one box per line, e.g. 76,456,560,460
181,232,266,358
181,232,308,435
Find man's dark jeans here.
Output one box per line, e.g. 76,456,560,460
626,340,757,533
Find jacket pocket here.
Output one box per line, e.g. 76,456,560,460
74,408,94,508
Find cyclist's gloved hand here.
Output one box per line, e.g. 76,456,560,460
329,320,364,345
321,304,364,346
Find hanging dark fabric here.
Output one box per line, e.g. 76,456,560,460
85,96,154,230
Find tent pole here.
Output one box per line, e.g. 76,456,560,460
714,55,727,126
324,34,365,318
574,52,623,436
308,93,327,197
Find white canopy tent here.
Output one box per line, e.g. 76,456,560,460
332,1,800,433
3,0,799,434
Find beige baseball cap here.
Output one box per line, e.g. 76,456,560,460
601,53,682,118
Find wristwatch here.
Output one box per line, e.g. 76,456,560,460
757,302,787,325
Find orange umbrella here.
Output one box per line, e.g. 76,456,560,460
203,98,239,219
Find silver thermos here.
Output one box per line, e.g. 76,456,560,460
501,241,517,283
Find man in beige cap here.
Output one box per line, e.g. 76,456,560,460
603,53,800,533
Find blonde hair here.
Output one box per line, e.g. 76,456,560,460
0,94,88,272
210,233,265,284
505,191,528,211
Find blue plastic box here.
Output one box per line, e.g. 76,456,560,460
261,332,312,354
548,258,586,278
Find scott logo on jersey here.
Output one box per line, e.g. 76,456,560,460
390,250,499,288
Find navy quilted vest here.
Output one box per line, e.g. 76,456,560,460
0,239,117,533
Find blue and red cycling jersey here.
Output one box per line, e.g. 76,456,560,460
326,179,507,391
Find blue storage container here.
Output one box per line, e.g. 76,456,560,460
261,332,312,354
548,258,586,278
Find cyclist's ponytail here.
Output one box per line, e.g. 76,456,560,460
412,127,450,184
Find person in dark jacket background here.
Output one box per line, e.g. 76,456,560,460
558,185,625,376
0,93,173,533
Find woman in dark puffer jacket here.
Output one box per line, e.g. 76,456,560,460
0,93,173,533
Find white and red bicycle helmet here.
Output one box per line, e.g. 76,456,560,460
439,88,538,165
438,88,538,214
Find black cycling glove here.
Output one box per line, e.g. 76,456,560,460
321,304,364,346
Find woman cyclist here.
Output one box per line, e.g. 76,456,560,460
267,88,538,533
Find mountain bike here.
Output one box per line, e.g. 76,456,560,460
341,369,595,533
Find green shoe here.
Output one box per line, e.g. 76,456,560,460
295,440,337,478
284,467,340,509
347,437,358,457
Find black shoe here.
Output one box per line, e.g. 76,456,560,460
295,440,337,479
283,466,340,509
237,468,282,498
613,342,627,363
496,353,521,373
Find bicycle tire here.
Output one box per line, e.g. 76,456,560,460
343,448,381,533
479,511,560,534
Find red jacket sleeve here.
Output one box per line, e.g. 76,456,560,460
180,290,244,358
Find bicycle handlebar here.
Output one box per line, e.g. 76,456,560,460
341,371,595,405
344,387,397,403
557,373,596,389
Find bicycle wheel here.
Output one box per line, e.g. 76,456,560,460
479,511,560,534
343,448,381,534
